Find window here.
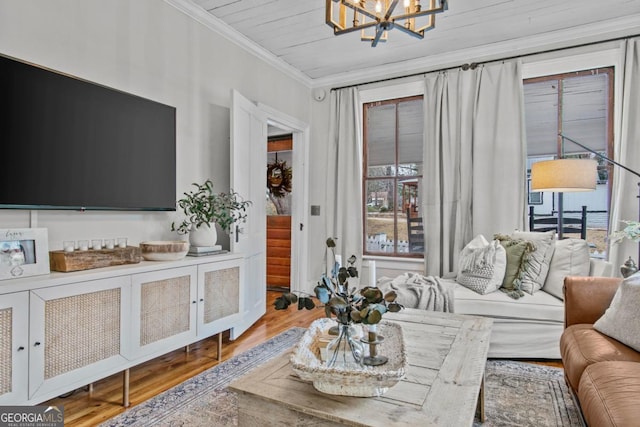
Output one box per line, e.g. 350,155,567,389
363,96,424,257
524,68,613,257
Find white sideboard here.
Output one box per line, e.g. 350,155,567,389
0,252,244,405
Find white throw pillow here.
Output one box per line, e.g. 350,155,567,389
542,239,590,300
593,273,640,352
512,230,556,294
456,234,506,295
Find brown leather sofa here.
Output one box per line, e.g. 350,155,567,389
560,276,640,426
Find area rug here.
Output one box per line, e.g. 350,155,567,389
102,329,583,427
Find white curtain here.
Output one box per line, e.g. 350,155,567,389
423,61,526,276
423,70,476,276
326,88,363,267
610,38,640,270
472,61,528,238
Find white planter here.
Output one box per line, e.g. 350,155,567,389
189,224,218,247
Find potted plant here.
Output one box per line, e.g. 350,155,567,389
171,179,252,247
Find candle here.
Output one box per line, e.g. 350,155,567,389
92,239,102,250
104,239,115,249
117,237,127,248
369,260,377,334
63,241,75,252
78,240,89,251
369,260,376,287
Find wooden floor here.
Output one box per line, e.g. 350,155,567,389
45,291,560,426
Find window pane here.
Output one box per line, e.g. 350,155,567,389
398,99,423,177
365,179,396,254
524,80,559,156
366,103,396,177
562,74,608,154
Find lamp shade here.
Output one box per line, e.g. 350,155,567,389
531,159,598,192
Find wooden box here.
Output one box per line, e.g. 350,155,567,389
50,246,142,272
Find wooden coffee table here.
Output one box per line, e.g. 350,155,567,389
229,308,492,426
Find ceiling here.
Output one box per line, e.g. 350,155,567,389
169,0,640,87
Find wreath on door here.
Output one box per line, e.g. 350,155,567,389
267,159,292,198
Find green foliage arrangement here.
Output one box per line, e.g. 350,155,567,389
274,238,402,325
171,179,252,234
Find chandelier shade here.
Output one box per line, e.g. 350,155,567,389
326,0,448,47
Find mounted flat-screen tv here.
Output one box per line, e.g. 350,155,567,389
0,54,176,211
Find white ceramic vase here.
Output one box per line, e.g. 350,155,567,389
189,224,218,247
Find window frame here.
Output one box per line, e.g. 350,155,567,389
523,67,615,248
362,94,424,258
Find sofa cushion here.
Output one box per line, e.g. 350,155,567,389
543,239,590,300
456,234,506,294
511,230,556,294
449,279,564,322
560,324,640,392
578,362,640,427
594,272,640,351
494,235,535,299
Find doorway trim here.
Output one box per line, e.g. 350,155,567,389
258,102,310,294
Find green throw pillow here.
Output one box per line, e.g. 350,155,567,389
494,234,535,299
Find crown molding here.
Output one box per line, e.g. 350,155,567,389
312,14,640,89
164,0,313,89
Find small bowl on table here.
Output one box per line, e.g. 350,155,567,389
139,241,190,261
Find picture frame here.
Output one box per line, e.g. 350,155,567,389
0,228,50,280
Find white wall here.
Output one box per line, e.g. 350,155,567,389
0,0,311,251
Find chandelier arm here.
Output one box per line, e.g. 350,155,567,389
393,5,448,21
333,21,379,35
371,26,386,47
393,24,424,39
384,0,401,21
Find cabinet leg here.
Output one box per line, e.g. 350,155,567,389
217,332,223,361
185,344,190,353
123,369,130,408
88,383,94,398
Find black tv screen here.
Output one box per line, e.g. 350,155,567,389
0,54,176,211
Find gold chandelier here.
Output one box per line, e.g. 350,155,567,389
326,0,448,47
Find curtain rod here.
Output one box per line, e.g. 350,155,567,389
330,33,640,92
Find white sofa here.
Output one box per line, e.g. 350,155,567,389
443,239,612,359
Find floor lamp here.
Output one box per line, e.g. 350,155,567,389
530,133,640,261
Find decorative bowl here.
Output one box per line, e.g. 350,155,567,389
290,318,407,397
139,241,190,261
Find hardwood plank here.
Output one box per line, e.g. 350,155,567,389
266,276,290,286
266,247,291,258
267,137,293,152
267,215,292,228
267,228,291,238
266,236,291,246
266,265,290,276
266,257,291,267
